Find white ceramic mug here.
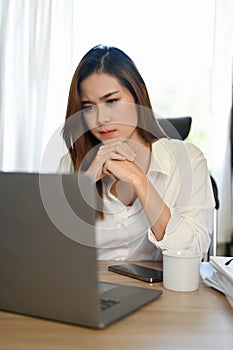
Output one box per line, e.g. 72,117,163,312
162,250,201,292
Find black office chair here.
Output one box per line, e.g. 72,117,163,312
158,116,192,140
158,116,219,260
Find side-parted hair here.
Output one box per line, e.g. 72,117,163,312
63,45,167,214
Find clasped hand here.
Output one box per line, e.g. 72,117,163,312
86,139,144,184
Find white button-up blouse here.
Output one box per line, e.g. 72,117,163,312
58,138,215,261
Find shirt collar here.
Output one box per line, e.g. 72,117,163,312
149,139,171,175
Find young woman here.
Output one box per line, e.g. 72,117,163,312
59,45,215,261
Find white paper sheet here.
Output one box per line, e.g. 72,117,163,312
200,257,233,307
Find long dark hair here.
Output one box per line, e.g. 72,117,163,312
63,45,166,214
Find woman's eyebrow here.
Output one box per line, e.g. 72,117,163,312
81,90,120,105
100,90,120,100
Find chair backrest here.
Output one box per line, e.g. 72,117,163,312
158,116,192,140
210,175,220,210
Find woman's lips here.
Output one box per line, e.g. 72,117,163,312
100,130,116,137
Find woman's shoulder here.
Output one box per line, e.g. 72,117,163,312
58,153,74,173
152,137,204,157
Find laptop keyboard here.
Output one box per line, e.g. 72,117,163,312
100,297,120,311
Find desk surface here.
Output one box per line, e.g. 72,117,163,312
0,261,233,350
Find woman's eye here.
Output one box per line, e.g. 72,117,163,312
83,105,96,113
106,98,118,105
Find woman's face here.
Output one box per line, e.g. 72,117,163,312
80,72,142,143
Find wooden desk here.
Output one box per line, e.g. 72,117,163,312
0,261,233,350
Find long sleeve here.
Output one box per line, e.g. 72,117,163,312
148,140,215,257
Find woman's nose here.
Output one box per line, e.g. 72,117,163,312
97,104,111,124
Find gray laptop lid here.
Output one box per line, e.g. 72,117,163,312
0,172,162,328
0,172,103,326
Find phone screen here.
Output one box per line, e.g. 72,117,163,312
108,263,163,283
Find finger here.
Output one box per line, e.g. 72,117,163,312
103,163,117,179
102,139,121,145
110,152,126,160
100,142,135,161
115,143,135,161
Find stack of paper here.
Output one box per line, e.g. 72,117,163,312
200,256,233,307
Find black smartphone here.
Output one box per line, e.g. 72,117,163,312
108,263,163,283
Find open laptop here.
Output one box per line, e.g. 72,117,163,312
0,172,162,329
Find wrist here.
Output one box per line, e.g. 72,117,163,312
131,171,148,190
